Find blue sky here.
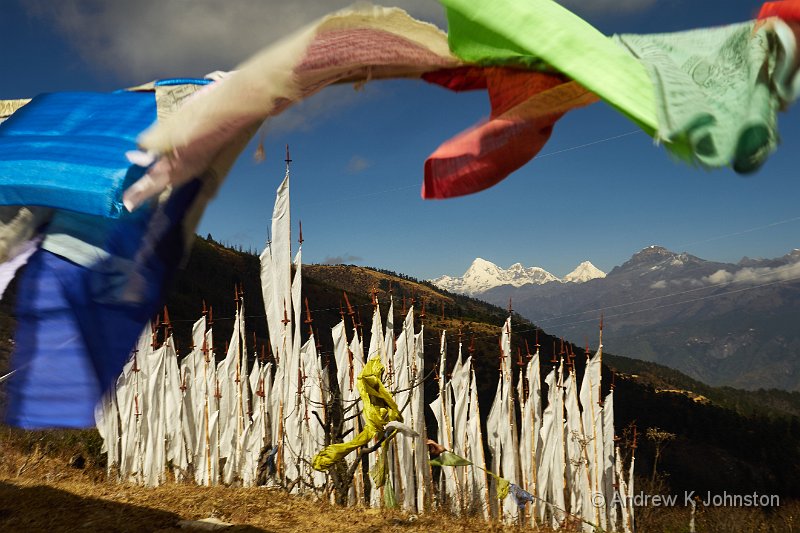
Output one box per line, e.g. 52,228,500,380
3,0,799,280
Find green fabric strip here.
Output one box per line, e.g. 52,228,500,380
440,0,658,135
429,450,473,467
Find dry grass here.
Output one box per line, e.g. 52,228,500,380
634,503,800,533
2,426,798,532
304,265,454,308
0,475,533,533
0,427,531,533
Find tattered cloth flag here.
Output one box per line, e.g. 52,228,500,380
509,483,535,510
128,2,800,209
428,449,511,500
127,5,462,211
760,0,800,22
613,20,800,173
5,178,202,428
0,91,154,217
440,0,658,135
422,66,597,199
429,450,473,467
440,0,800,173
312,356,402,471
1,81,222,428
0,237,40,300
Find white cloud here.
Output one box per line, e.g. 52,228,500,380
24,0,657,86
705,269,734,285
323,253,362,265
650,280,667,289
25,1,436,136
346,155,371,174
703,262,800,286
25,0,446,84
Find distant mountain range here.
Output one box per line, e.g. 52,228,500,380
433,246,800,391
430,257,605,296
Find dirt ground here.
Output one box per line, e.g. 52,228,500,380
0,431,520,533
0,477,508,532
0,474,526,533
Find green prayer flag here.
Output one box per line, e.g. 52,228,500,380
429,450,473,467
370,446,388,488
482,469,511,500
384,480,398,508
495,476,510,500
614,21,796,173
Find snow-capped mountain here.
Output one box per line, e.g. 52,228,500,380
563,261,607,283
479,245,800,390
430,257,604,296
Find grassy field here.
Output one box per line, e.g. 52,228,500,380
2,426,799,532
